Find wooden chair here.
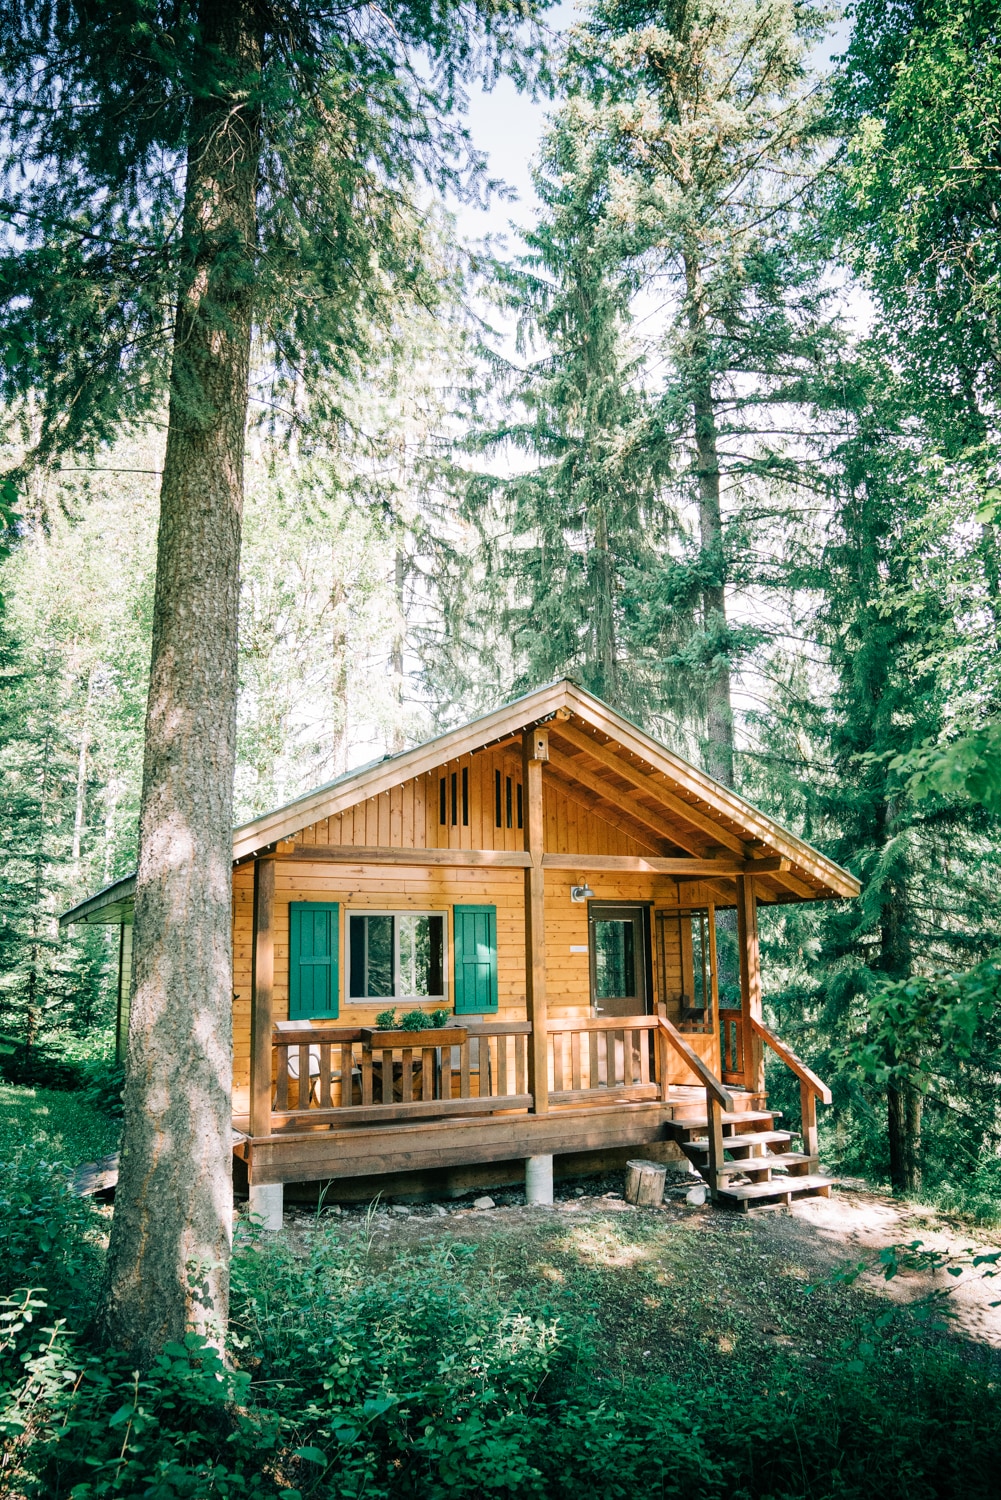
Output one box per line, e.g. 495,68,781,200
281,1045,361,1108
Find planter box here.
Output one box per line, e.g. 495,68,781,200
360,1027,468,1050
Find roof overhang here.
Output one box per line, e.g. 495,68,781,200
59,873,136,929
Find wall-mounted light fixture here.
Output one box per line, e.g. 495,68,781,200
570,881,595,904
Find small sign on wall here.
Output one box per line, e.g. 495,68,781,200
569,945,588,953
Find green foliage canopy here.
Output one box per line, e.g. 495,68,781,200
0,0,551,471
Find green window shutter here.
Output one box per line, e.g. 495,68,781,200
289,902,340,1020
453,905,498,1014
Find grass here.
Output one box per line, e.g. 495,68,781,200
311,1195,992,1388
0,1078,120,1165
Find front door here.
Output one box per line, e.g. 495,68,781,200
588,903,650,1017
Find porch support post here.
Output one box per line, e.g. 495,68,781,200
707,901,722,1076
525,1154,554,1205
250,856,276,1140
735,874,765,1094
249,1180,284,1232
523,727,549,1115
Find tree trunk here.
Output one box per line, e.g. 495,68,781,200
685,254,735,789
391,549,406,753
878,813,920,1194
72,669,95,865
888,1078,923,1194
590,500,619,704
98,0,262,1363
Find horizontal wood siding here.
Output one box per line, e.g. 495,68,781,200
231,858,722,1092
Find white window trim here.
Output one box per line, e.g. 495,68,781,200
345,909,450,1005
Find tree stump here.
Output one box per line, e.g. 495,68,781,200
624,1159,667,1207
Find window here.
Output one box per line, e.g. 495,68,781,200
348,912,446,1001
593,917,636,999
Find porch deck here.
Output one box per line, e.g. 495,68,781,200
233,1012,832,1211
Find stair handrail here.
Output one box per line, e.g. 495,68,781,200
748,1015,830,1160
748,1017,831,1102
658,1017,732,1202
658,1017,733,1109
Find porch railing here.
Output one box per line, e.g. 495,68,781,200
749,1015,831,1160
271,1021,532,1130
547,1016,661,1104
658,1015,733,1202
719,1007,744,1082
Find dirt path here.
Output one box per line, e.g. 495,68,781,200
760,1190,1001,1347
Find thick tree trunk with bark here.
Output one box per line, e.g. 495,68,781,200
877,814,922,1194
99,0,262,1363
591,500,619,704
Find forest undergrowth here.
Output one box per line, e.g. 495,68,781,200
2,1144,999,1500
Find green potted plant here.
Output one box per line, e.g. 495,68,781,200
361,1007,467,1049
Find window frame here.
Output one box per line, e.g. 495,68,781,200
345,908,450,1006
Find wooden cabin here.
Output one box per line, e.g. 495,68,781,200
62,680,859,1219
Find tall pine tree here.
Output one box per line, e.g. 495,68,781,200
0,0,551,1362
471,0,841,784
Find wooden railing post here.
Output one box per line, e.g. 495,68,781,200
800,1081,818,1161
736,874,765,1094
706,1093,724,1203
748,1015,831,1164
657,1017,732,1200
706,901,720,1058
523,727,549,1113
250,856,275,1138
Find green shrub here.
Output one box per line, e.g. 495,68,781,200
5,1212,1000,1498
0,1151,104,1324
375,1009,453,1031
396,1008,434,1031
0,1042,87,1091
78,1058,125,1119
6,1330,285,1498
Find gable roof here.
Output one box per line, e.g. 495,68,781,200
61,679,859,927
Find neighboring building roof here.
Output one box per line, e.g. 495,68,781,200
61,872,136,927
61,678,859,928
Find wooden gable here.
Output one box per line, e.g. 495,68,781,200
233,681,859,907
291,743,654,861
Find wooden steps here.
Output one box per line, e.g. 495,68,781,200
710,1152,817,1178
664,1099,834,1211
669,1109,781,1133
685,1129,793,1154
717,1174,833,1210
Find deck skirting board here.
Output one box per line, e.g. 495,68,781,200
244,1102,670,1185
